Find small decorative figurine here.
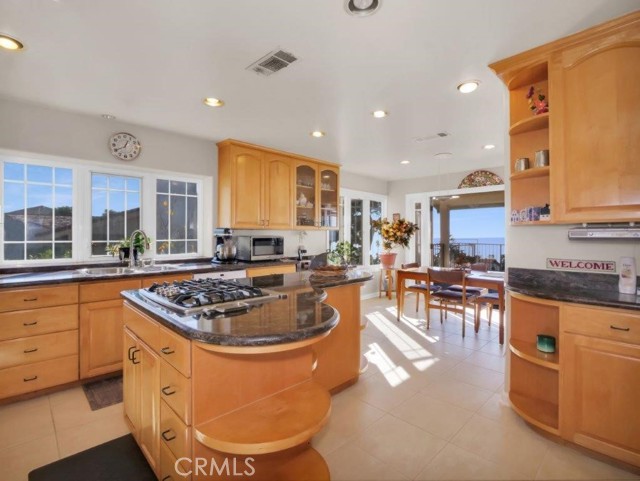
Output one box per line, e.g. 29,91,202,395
527,85,548,115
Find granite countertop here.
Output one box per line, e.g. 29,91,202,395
508,268,640,311
121,270,373,346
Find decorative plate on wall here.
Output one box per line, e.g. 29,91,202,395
458,170,503,189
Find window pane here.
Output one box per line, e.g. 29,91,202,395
109,176,125,190
27,243,53,260
92,190,107,241
27,165,52,183
156,194,169,239
55,168,72,186
26,185,53,241
170,181,186,195
186,197,197,239
170,195,186,239
157,179,169,193
55,187,73,241
5,243,24,260
108,191,125,240
4,183,25,241
172,241,186,254
350,199,363,265
126,178,140,191
4,162,24,181
370,200,382,265
187,182,197,196
92,242,108,256
187,241,197,254
55,243,72,259
156,178,199,255
92,174,107,189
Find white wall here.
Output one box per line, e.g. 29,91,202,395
340,170,388,196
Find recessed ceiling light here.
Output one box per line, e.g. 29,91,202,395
0,34,24,51
101,114,116,120
483,144,496,150
457,80,480,94
311,131,325,138
451,195,460,199
434,152,453,159
372,110,387,118
400,160,410,165
203,97,225,107
345,0,381,17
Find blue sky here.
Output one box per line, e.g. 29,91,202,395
433,206,505,241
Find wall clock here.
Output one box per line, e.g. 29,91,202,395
109,132,141,161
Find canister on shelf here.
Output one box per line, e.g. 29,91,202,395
514,157,529,172
534,149,550,167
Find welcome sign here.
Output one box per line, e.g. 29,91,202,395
546,258,616,273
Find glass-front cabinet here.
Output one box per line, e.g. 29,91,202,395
294,162,339,229
319,167,338,229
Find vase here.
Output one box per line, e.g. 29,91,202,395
380,252,397,269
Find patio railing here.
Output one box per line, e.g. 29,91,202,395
431,242,505,271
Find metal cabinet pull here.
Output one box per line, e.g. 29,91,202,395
23,321,38,326
23,297,38,302
162,476,173,481
127,346,137,361
23,348,38,353
131,349,141,364
161,347,175,355
23,376,38,382
161,386,176,396
161,429,176,441
610,325,630,332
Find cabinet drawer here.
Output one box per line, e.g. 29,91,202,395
246,264,296,278
160,361,191,425
79,279,141,303
123,303,160,352
0,304,78,341
159,441,191,481
159,326,191,377
0,354,78,399
0,285,78,313
0,330,78,369
160,400,192,461
563,304,640,345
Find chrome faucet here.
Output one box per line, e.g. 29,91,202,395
128,229,151,268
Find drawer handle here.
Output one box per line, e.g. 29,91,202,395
24,348,38,353
127,346,137,361
23,297,38,302
23,375,38,382
161,429,176,441
161,347,175,355
610,325,630,332
161,386,176,396
131,349,141,364
23,321,38,326
162,476,173,481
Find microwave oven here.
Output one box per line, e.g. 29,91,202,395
235,236,284,261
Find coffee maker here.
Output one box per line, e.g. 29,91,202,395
213,228,237,263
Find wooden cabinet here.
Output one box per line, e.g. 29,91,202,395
490,12,640,225
561,304,640,467
245,264,296,278
218,139,339,230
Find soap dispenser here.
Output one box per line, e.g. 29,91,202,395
618,257,637,295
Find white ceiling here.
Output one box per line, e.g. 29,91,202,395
1,0,638,180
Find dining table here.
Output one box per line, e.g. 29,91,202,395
395,267,506,345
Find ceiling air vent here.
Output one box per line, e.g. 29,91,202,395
414,132,451,143
247,49,298,77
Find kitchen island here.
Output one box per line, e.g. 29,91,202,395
121,269,372,480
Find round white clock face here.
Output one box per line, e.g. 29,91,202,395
109,132,141,161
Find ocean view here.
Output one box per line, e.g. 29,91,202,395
433,237,505,245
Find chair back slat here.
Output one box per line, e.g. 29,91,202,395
401,262,419,269
427,268,465,285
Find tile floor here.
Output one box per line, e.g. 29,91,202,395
0,295,638,481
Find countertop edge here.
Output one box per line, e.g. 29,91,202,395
506,285,640,311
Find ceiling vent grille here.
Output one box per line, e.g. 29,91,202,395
247,49,298,77
414,132,451,143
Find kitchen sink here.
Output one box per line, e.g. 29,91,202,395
77,267,138,276
134,264,180,272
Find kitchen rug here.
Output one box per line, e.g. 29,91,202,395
29,434,155,481
82,375,123,411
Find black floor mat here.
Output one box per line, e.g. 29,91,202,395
82,375,123,411
29,434,155,481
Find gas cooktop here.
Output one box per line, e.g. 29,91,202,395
139,278,285,316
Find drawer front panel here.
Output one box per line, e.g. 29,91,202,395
123,303,160,352
159,326,191,377
160,361,191,425
0,305,78,341
563,305,640,345
160,400,192,461
0,285,78,313
159,441,191,481
80,279,141,303
0,354,78,399
0,330,79,369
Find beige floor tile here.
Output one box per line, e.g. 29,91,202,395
448,362,505,391
312,390,385,456
0,396,54,450
392,392,474,440
352,414,447,479
536,443,640,480
415,443,530,480
451,413,550,478
464,350,507,373
419,379,494,412
56,410,130,458
50,386,124,431
478,339,508,357
476,392,522,427
346,372,419,412
442,332,490,351
325,443,409,481
0,433,59,481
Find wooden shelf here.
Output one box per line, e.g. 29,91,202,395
296,206,314,209
510,166,550,181
194,380,330,455
510,340,559,370
509,113,549,135
510,391,559,434
296,184,314,189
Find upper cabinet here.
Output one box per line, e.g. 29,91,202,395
490,11,640,225
217,139,340,230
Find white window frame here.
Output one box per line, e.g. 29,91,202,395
0,150,213,266
340,188,387,268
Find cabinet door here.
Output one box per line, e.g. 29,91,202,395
138,340,161,474
295,162,319,228
319,166,339,229
80,299,124,379
231,146,264,228
551,33,640,222
561,333,640,466
263,154,294,229
123,328,139,434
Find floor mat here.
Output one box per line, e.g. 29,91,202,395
29,434,155,481
82,375,123,411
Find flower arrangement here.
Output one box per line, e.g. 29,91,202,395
371,217,419,252
527,85,548,115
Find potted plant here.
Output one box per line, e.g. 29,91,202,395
106,233,152,264
371,217,419,268
328,241,360,267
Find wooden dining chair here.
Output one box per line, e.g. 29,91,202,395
400,263,440,312
425,268,479,337
474,291,500,331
